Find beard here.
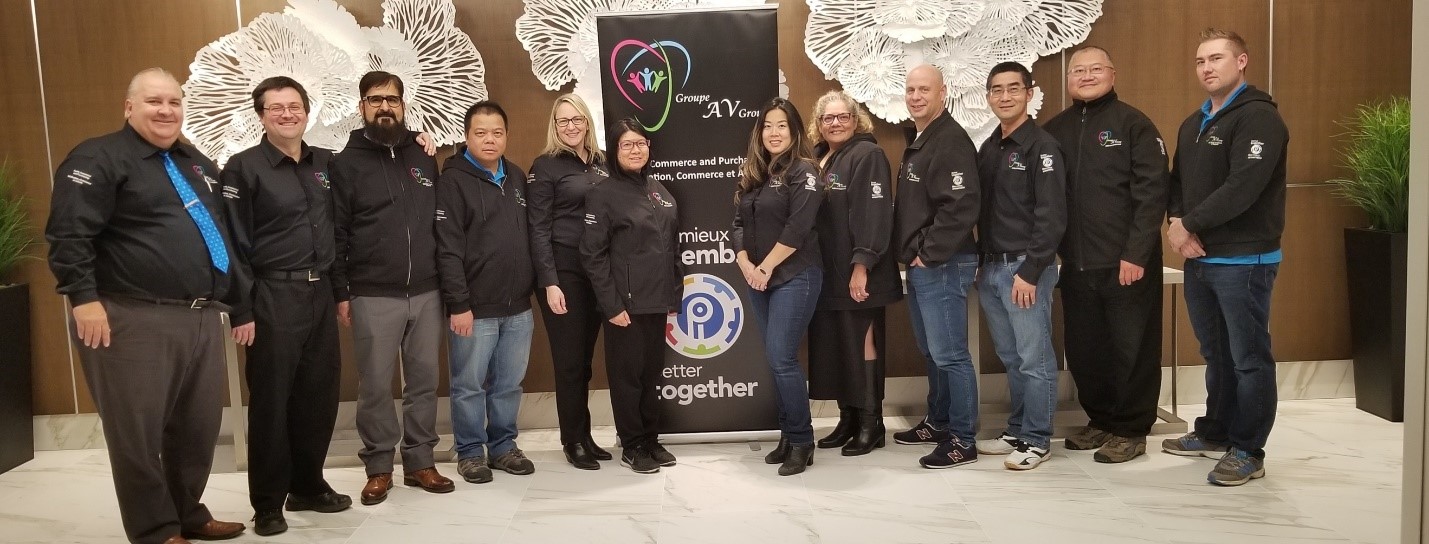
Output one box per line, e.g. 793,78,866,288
363,113,408,147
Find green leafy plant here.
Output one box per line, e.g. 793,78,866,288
0,161,36,282
1331,97,1410,233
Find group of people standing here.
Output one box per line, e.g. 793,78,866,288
44,27,1285,544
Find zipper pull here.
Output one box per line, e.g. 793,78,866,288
390,146,395,159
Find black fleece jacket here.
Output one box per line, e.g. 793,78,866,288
527,150,608,287
435,150,534,318
813,134,902,310
580,170,683,319
1169,85,1288,257
893,110,981,266
331,129,439,300
1043,90,1169,270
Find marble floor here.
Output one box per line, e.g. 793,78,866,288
0,398,1402,544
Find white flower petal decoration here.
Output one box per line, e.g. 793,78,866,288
805,0,1100,136
183,12,359,166
372,0,488,146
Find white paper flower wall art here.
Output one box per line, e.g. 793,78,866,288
805,0,1103,143
183,0,487,165
515,0,780,147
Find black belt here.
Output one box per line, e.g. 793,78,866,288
103,293,231,312
257,269,324,282
982,252,1026,263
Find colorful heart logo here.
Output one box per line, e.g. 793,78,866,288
609,39,692,132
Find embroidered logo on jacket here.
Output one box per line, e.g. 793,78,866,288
1007,153,1026,171
515,187,527,207
826,174,847,191
905,170,922,183
1098,130,1123,148
1157,137,1167,156
435,209,447,221
1205,136,1224,146
410,167,433,187
67,169,92,186
649,191,673,207
1247,140,1265,160
802,172,818,191
951,172,966,190
584,213,598,225
193,165,219,193
314,172,331,189
870,181,885,199
1040,154,1056,173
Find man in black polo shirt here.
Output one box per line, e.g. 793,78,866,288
973,62,1067,471
1043,46,1169,463
221,76,351,536
46,68,247,544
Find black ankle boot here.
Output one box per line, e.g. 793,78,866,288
778,442,815,476
842,360,887,456
764,436,790,464
816,405,857,449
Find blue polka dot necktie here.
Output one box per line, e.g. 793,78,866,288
160,151,229,274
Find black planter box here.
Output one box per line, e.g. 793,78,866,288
1344,228,1407,422
0,283,32,473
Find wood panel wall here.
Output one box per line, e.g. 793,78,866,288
0,0,1408,414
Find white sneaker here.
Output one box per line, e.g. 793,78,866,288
1004,441,1050,470
976,432,1018,455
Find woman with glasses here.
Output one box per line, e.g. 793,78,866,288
805,91,901,457
527,94,613,470
581,118,683,474
734,98,825,476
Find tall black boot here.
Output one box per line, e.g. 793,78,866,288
816,403,857,449
842,359,886,456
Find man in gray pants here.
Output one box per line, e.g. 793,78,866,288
331,71,454,504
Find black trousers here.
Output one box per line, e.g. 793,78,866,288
245,277,341,511
1061,262,1163,437
603,313,666,449
807,307,886,409
535,267,605,445
78,296,227,544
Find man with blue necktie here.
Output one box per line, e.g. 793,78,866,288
46,68,249,544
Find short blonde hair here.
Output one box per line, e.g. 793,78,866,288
1200,28,1248,56
806,90,874,145
540,93,603,163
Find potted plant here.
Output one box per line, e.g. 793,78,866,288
1331,97,1410,422
0,161,35,473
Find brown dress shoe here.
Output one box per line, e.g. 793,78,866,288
361,473,394,506
163,537,193,544
181,518,245,540
403,467,455,493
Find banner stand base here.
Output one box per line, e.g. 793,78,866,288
635,430,781,447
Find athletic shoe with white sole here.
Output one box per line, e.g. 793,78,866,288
976,432,1018,455
1003,441,1050,470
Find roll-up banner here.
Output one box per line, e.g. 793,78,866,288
597,6,780,436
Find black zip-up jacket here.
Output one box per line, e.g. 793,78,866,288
435,150,534,319
976,118,1068,284
1169,85,1288,257
733,160,825,287
1043,90,1169,270
581,170,682,319
220,137,337,324
331,129,439,300
813,134,902,310
528,150,609,288
47,123,246,310
893,110,981,266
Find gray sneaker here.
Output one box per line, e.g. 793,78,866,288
491,448,536,475
458,457,493,484
1161,432,1229,458
1207,447,1265,486
1093,435,1146,463
1064,426,1113,450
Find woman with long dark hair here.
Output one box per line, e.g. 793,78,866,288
527,94,613,469
581,118,683,474
806,91,901,456
733,98,825,476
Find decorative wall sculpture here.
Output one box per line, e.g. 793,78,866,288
183,0,487,165
805,0,1103,143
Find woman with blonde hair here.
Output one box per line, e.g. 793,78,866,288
733,97,825,476
804,91,901,457
527,93,613,469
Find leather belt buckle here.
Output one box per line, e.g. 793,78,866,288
307,270,320,282
189,299,209,309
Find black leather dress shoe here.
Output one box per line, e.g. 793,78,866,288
253,510,287,537
564,442,601,470
285,491,353,513
585,438,614,461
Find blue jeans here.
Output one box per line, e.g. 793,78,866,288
977,257,1059,449
1183,259,1279,456
749,266,822,444
905,254,980,443
448,310,533,460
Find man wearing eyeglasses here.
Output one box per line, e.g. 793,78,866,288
219,76,352,536
973,62,1067,471
330,71,455,504
1042,46,1169,464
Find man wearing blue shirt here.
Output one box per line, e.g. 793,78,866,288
1162,28,1289,487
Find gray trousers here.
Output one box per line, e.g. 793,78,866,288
77,296,226,544
350,290,442,475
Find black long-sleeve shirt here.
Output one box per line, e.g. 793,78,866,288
527,150,608,288
732,160,825,287
976,118,1068,284
46,123,245,309
220,138,335,275
814,134,901,310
